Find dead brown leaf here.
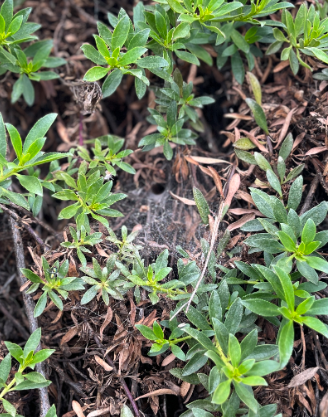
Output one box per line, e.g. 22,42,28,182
288,367,320,388
135,389,178,401
99,306,113,342
72,400,86,417
169,191,196,206
94,355,113,372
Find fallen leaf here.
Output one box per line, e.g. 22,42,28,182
229,208,263,216
227,214,255,231
72,400,86,417
99,306,113,342
180,381,191,397
320,390,328,417
87,408,111,417
224,173,241,208
305,146,327,156
169,191,196,205
135,389,178,401
60,326,79,345
188,156,231,165
161,353,176,367
208,166,224,197
288,367,320,388
94,355,113,372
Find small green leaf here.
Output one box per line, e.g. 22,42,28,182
111,15,130,51
245,98,269,135
84,66,109,82
247,72,262,105
212,379,231,405
16,175,43,196
193,187,210,224
102,69,123,98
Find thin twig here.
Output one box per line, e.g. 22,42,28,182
170,200,225,320
1,204,50,251
91,331,140,417
9,216,51,417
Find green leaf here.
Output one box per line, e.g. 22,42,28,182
233,381,259,412
277,231,296,252
4,342,23,363
5,123,22,160
102,69,123,98
247,72,261,105
94,34,110,59
175,50,200,65
231,51,244,84
228,334,241,367
111,15,130,51
24,328,41,357
80,44,107,65
186,307,212,332
45,405,57,417
242,376,267,386
24,113,57,153
279,133,293,161
163,140,173,160
301,316,328,338
1,0,13,30
81,285,98,305
296,296,315,316
2,399,16,417
266,169,282,196
254,152,271,171
193,187,210,224
167,0,187,13
16,175,43,196
29,348,55,365
235,148,257,165
278,320,294,368
307,47,328,65
34,291,47,318
58,203,80,219
0,113,6,159
15,380,51,390
97,21,112,47
119,47,147,66
304,256,328,274
231,29,249,54
245,98,269,135
0,353,11,383
135,324,158,341
287,175,303,210
137,56,169,69
212,379,231,405
308,298,328,315
275,266,294,312
84,66,109,82
242,299,280,317
302,219,316,245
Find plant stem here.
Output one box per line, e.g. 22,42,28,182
9,216,51,417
